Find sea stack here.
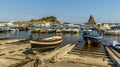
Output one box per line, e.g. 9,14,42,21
85,15,96,25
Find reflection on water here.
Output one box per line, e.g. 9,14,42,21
76,39,106,53
0,31,31,39
101,35,120,46
103,35,120,42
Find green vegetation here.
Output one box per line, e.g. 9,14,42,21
29,16,61,24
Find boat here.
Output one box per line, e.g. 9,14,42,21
62,28,72,33
40,29,47,33
72,25,80,33
62,26,72,33
56,29,62,33
112,40,120,50
30,29,40,33
104,25,120,35
30,36,63,51
82,30,103,45
47,25,56,33
47,28,56,33
0,28,5,33
104,30,120,35
72,28,80,33
9,27,19,32
0,28,7,33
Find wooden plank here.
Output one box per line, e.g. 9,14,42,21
0,39,26,44
110,47,120,59
37,44,73,63
55,44,76,59
0,44,30,55
43,44,71,60
105,47,120,66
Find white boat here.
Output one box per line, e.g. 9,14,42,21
104,30,120,35
112,40,120,50
72,27,80,33
62,28,72,33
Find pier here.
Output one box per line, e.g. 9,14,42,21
105,46,120,66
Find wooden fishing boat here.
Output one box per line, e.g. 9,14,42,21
82,30,103,45
30,36,63,50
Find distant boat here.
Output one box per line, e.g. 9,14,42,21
72,27,80,33
72,25,80,33
112,40,120,50
104,25,120,35
104,30,120,35
62,28,72,33
47,25,56,33
56,29,62,33
0,28,5,33
30,29,41,33
40,29,47,33
30,36,63,51
9,27,19,32
82,30,103,45
47,29,56,33
0,28,7,33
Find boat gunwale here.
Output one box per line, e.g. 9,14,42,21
83,35,102,39
31,39,63,45
31,38,62,42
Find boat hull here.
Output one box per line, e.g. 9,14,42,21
47,29,56,33
72,29,80,33
31,30,40,33
30,36,63,50
83,35,98,41
83,35,101,45
31,39,62,47
40,29,47,33
56,29,62,33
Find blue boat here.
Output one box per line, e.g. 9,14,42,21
82,30,103,45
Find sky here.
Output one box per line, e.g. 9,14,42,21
0,0,120,24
